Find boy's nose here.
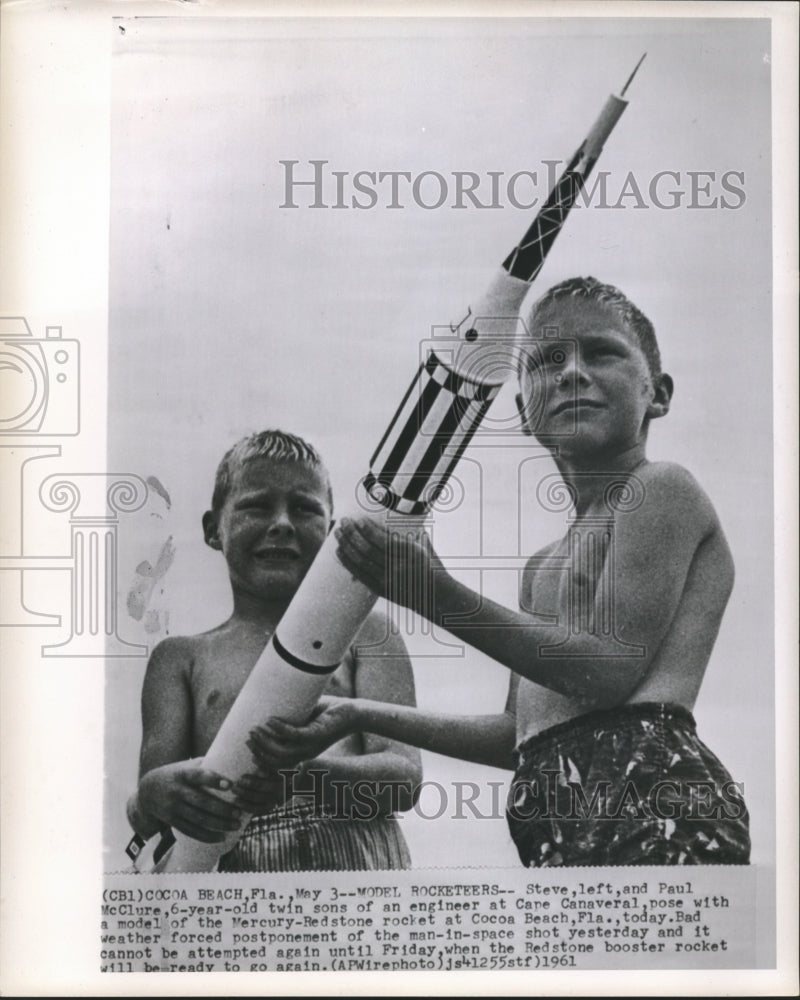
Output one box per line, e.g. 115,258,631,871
555,348,589,387
267,507,295,535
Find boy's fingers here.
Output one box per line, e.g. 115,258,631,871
185,788,241,820
234,773,264,791
356,517,394,550
247,737,293,768
341,516,427,570
248,727,280,750
315,694,340,711
238,772,282,790
337,519,381,562
232,772,285,812
245,740,273,766
350,521,389,566
174,778,245,826
183,766,233,793
252,718,291,737
170,821,226,844
175,800,242,835
245,732,270,753
266,718,304,738
251,718,297,736
230,789,265,811
335,538,384,591
248,730,286,757
263,723,317,752
342,515,380,541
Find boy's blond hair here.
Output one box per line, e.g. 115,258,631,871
211,429,333,514
526,276,663,381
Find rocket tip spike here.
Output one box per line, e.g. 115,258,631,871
620,52,647,97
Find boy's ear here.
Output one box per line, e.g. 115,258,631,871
202,510,222,551
515,392,533,436
647,373,674,421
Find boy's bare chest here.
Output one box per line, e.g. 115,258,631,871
189,639,263,751
188,634,354,754
521,527,609,618
195,644,260,718
516,528,612,742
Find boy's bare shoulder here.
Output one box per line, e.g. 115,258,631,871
634,461,721,532
144,632,208,676
521,462,724,576
148,620,232,661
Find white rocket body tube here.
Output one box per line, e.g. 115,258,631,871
583,94,628,161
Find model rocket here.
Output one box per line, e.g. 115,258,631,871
147,59,645,872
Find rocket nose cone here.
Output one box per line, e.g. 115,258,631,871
621,52,647,97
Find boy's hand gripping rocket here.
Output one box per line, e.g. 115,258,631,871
145,58,645,873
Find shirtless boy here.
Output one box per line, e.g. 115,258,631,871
256,278,750,867
126,430,421,871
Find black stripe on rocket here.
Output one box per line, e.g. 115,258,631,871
503,149,598,281
367,353,502,513
370,355,446,479
401,385,498,504
369,354,425,475
369,363,443,492
362,472,428,516
429,391,497,494
271,633,340,675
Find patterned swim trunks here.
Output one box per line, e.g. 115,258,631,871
218,798,412,872
507,702,750,867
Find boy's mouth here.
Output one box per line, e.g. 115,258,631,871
254,547,300,561
550,398,604,417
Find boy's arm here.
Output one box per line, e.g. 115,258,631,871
346,671,517,769
127,638,243,843
336,464,725,709
253,673,519,771
248,614,423,814
304,615,424,814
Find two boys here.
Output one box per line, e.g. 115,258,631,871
129,276,750,869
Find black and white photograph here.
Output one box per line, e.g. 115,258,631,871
0,2,797,995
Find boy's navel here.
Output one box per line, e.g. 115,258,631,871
206,689,221,707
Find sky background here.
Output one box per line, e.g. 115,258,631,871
104,16,774,871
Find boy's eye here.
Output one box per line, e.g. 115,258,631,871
293,499,325,517
523,349,562,373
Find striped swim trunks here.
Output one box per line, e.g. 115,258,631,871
218,798,412,872
507,702,750,867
